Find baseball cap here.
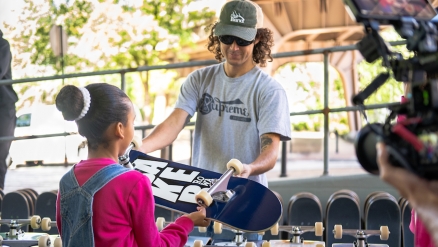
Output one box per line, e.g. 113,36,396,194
214,0,264,41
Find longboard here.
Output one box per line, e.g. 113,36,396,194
129,150,283,233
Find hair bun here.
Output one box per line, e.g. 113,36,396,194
55,85,85,121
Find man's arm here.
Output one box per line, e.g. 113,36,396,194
0,39,11,79
237,133,281,178
139,108,190,153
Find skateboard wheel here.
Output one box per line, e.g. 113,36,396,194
30,215,41,229
0,235,3,245
213,221,222,234
226,159,243,175
315,244,324,247
380,225,390,240
195,190,213,207
315,222,323,236
156,217,165,231
245,242,256,247
131,135,142,150
334,224,342,239
54,236,62,247
270,222,279,235
193,239,203,247
258,231,265,235
41,217,52,231
38,234,51,247
198,226,207,233
262,241,271,247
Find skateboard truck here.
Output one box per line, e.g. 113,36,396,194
4,221,26,239
262,222,324,244
195,159,243,207
119,135,142,169
207,222,257,247
290,226,311,243
288,222,324,244
0,215,42,239
332,225,390,247
0,216,62,247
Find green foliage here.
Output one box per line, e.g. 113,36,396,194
5,0,215,123
292,122,311,131
275,62,348,133
138,0,215,46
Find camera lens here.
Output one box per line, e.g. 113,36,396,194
354,123,383,175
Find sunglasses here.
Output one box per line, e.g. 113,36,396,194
218,35,255,46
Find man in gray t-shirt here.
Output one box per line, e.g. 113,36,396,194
140,0,291,188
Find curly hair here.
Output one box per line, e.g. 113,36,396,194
205,22,274,67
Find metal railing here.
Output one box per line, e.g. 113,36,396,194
0,41,406,177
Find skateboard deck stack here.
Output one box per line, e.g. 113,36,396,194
325,190,361,247
364,192,401,247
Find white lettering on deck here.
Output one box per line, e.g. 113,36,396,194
179,185,202,203
152,178,183,203
161,167,200,182
134,159,168,182
133,158,212,204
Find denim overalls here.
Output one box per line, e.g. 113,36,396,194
59,164,131,247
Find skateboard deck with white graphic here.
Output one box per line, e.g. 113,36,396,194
128,150,282,233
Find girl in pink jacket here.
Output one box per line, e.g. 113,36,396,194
55,83,210,247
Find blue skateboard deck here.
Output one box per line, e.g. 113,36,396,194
399,198,413,247
287,192,323,242
262,190,285,241
129,150,283,233
325,190,361,247
18,188,38,217
364,192,400,247
34,191,58,234
1,191,30,232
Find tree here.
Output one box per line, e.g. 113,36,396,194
3,0,93,108
4,0,216,123
274,62,347,133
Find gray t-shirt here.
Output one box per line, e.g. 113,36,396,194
175,63,291,187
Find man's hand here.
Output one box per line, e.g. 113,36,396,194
235,164,252,178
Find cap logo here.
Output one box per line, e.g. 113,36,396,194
230,11,245,23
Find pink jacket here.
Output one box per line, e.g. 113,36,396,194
56,158,194,247
410,210,434,247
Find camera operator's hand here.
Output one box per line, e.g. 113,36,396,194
376,142,438,246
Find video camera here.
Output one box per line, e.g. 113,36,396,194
343,0,438,179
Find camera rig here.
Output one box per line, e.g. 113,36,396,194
343,0,438,179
